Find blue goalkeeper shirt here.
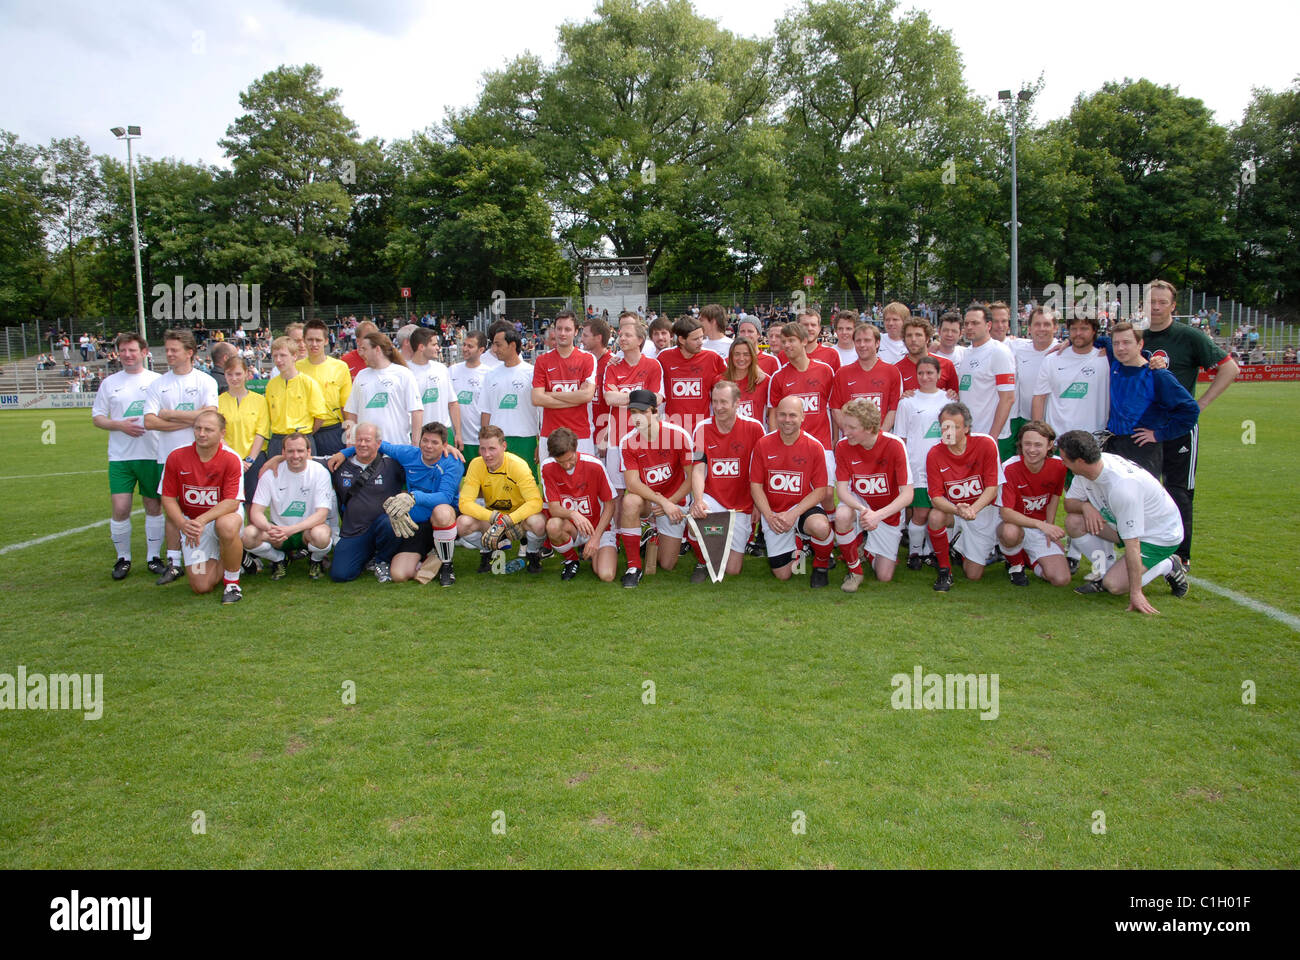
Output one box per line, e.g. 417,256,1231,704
338,441,464,523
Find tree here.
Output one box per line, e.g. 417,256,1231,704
218,64,360,309
38,136,103,319
772,0,978,308
451,0,780,277
1061,79,1236,291
1233,77,1300,312
0,130,52,322
384,133,573,299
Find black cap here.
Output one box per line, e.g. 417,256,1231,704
626,389,658,412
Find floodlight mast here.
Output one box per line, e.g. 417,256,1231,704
111,126,147,338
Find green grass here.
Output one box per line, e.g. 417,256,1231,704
1,386,1297,868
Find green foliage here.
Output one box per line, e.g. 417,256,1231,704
218,64,360,308
2,7,1299,325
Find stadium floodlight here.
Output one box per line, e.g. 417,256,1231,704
110,126,147,339
999,89,1032,334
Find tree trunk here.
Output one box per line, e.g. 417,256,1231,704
837,258,867,311
67,221,78,320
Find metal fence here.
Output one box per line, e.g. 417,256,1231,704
6,285,1296,363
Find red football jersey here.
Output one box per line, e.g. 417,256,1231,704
589,349,614,446
834,432,913,525
830,359,903,419
728,375,770,423
620,421,694,501
755,352,780,377
766,359,836,449
603,355,664,449
926,434,1002,506
692,414,766,511
894,354,959,393
750,430,829,513
161,442,243,521
775,344,840,370
533,347,596,438
542,452,614,526
656,347,725,430
999,455,1066,521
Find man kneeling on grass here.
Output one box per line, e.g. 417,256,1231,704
159,409,246,603
1057,429,1188,615
329,421,464,586
243,432,337,582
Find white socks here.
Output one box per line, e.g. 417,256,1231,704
249,541,285,563
110,518,131,561
144,512,165,559
1141,557,1174,586
908,522,929,556
1069,534,1114,577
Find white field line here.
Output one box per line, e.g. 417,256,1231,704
0,469,107,481
1188,576,1300,634
0,508,144,556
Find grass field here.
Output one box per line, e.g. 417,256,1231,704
1,385,1297,869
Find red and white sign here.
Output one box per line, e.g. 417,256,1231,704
400,287,412,299
1197,364,1300,383
803,275,814,288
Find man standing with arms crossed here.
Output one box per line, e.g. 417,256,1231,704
92,332,164,579
956,304,1017,461
144,329,219,585
533,310,597,461
1140,279,1238,569
656,315,725,439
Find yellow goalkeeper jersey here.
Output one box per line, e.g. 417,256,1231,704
459,451,543,524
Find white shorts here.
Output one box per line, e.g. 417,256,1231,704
540,435,597,462
823,447,836,493
847,517,904,560
651,510,685,540
694,493,753,555
760,507,829,560
181,507,244,569
1020,525,1065,564
953,506,1000,566
574,528,618,550
605,444,625,490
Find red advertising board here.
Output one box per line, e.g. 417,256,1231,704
1198,364,1300,383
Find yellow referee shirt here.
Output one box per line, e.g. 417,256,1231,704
217,391,271,459
459,452,543,524
296,355,352,427
265,372,328,435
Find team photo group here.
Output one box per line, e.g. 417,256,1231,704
91,280,1235,614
